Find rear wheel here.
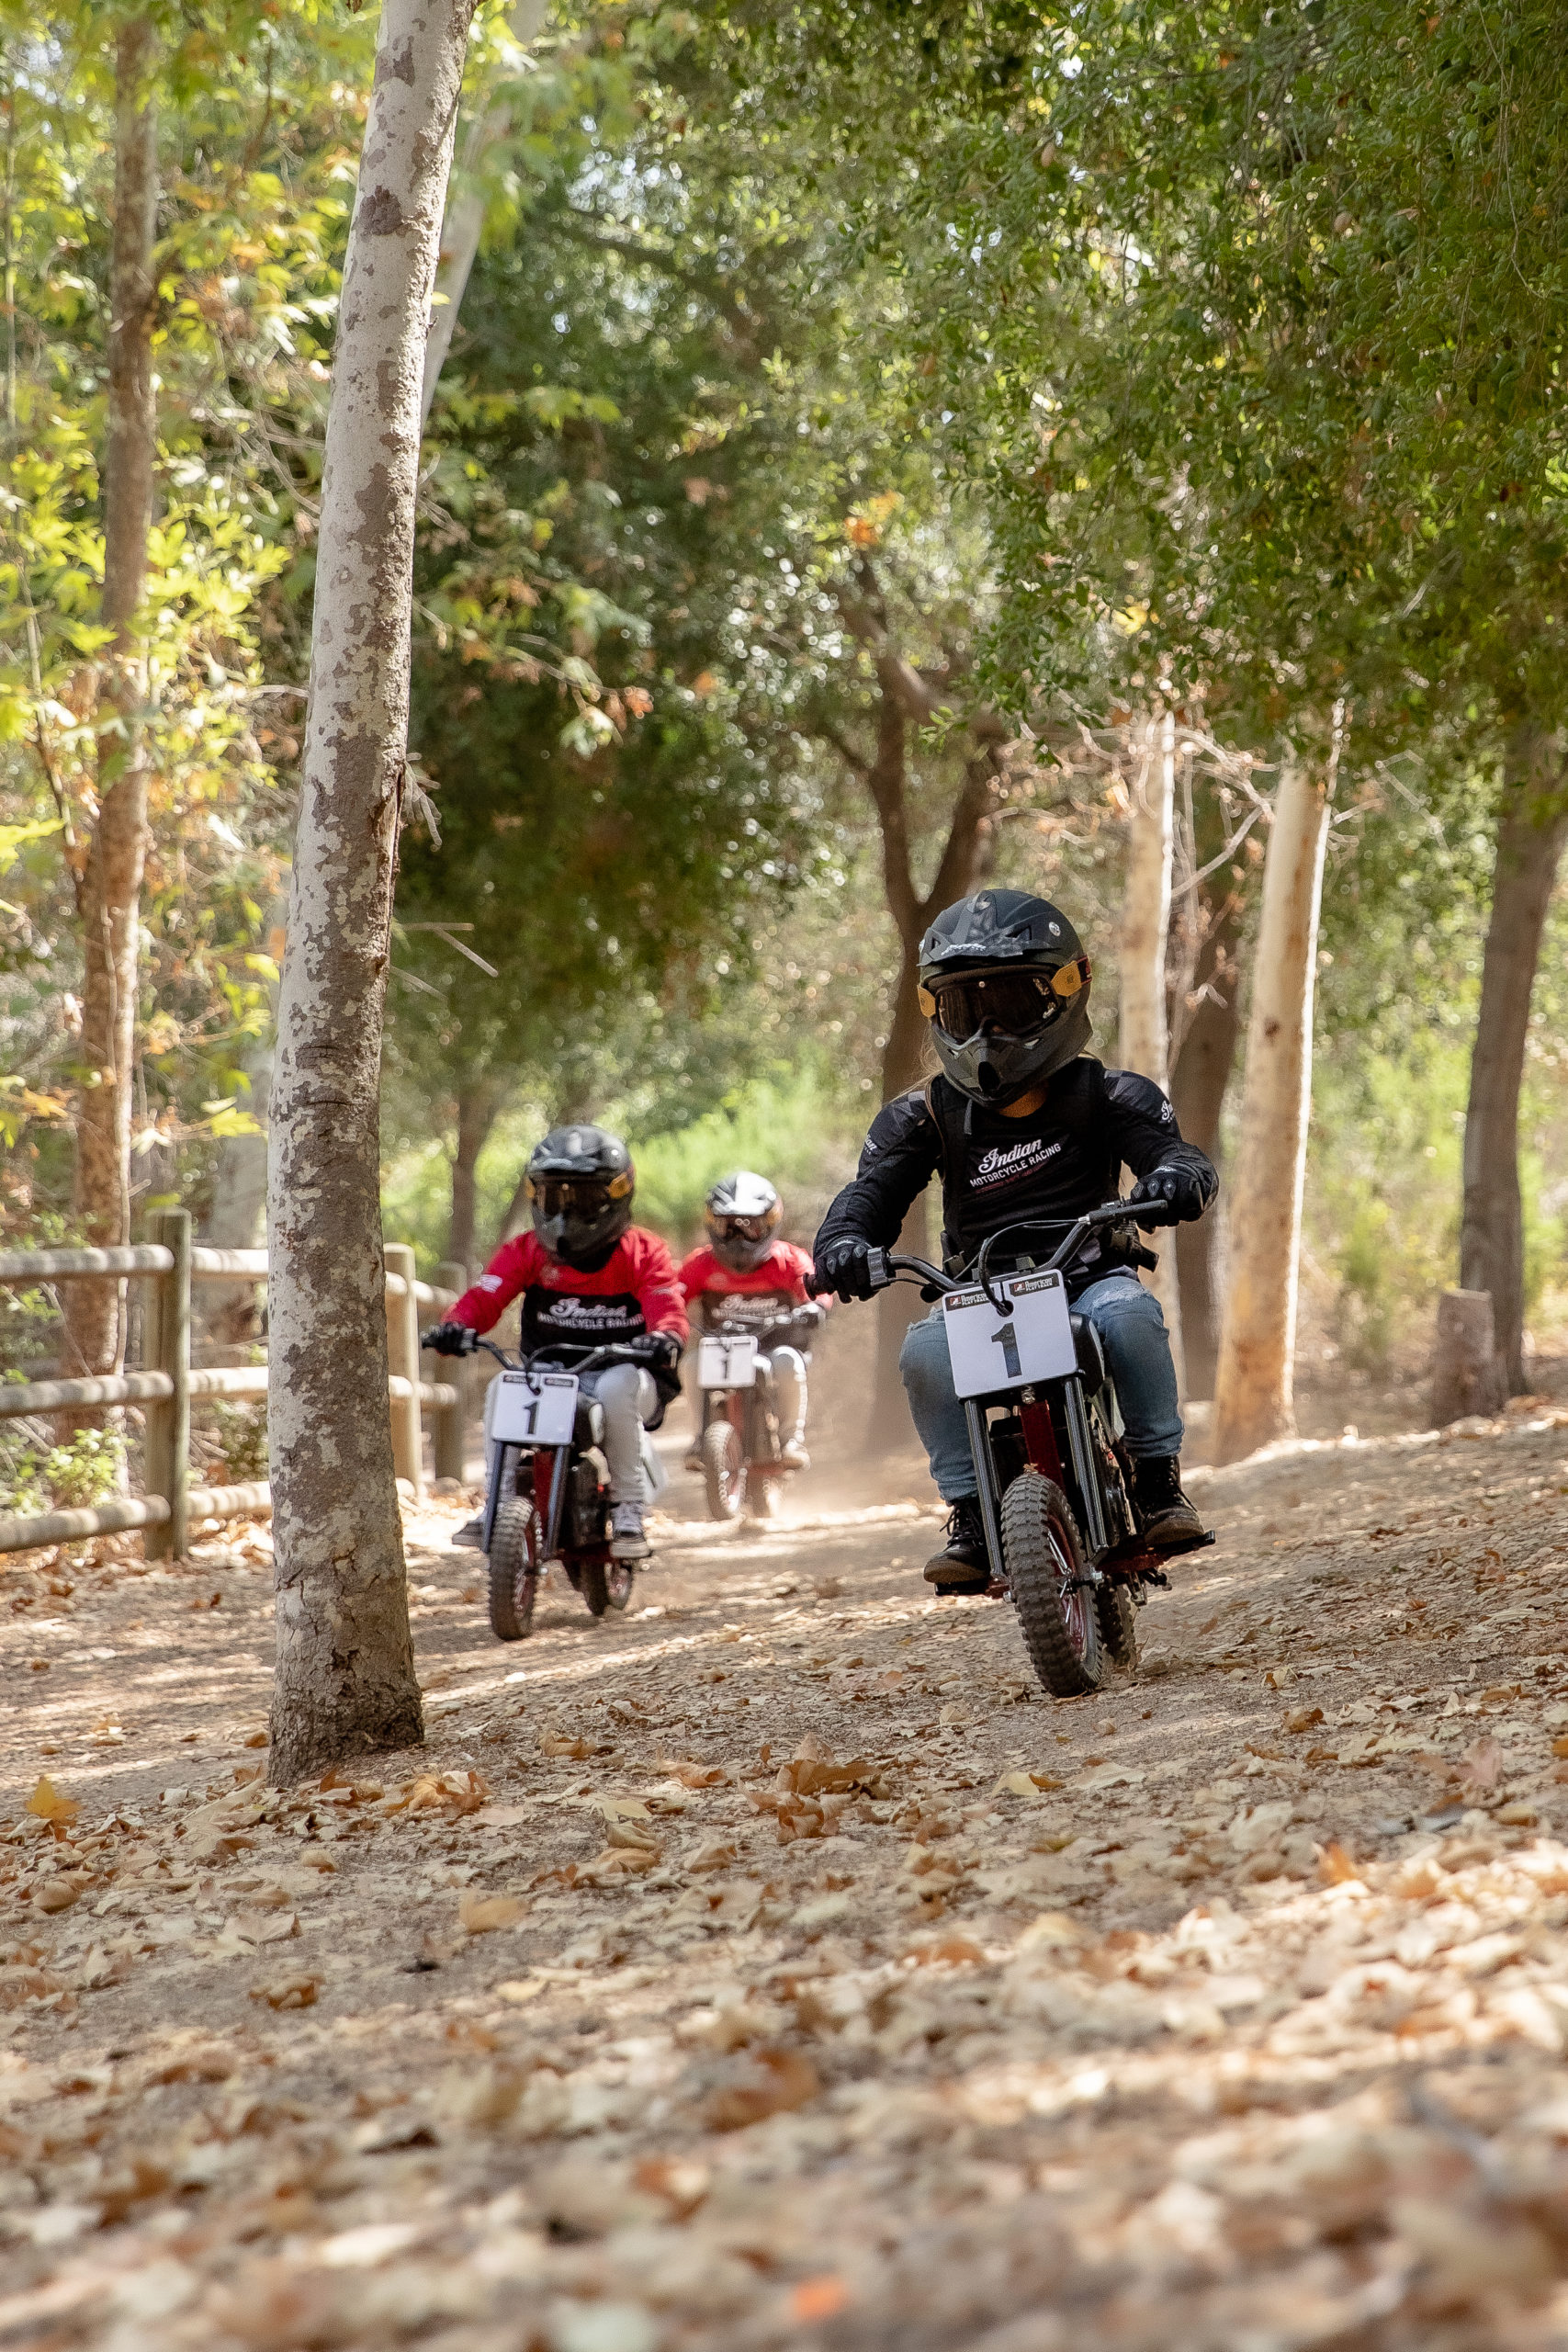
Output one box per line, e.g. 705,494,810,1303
747,1471,784,1522
703,1419,745,1521
487,1498,539,1642
1002,1474,1104,1698
1096,1580,1139,1670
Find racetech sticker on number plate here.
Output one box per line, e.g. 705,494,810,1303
942,1269,1077,1398
491,1371,579,1446
697,1334,757,1389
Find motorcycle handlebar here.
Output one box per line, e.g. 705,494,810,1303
422,1333,650,1378
808,1203,1154,1304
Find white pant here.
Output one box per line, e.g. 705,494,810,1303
762,1346,807,1442
484,1362,659,1505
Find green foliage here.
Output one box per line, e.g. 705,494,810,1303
0,1421,124,1515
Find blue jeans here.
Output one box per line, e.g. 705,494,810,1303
898,1272,1184,1501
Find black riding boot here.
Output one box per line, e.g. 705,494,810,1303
1131,1454,1204,1550
922,1496,990,1587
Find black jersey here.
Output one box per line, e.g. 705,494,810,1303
813,1058,1216,1292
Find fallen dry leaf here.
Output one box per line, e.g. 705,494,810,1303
385,1769,491,1818
26,1776,77,1827
458,1892,526,1935
1286,1706,1325,1734
494,1978,546,2007
249,1974,318,2010
702,2047,820,2132
1461,1736,1505,1792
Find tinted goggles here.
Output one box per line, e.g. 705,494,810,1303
713,1214,775,1244
528,1173,632,1216
918,956,1088,1038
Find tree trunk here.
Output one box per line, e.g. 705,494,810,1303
201,1036,271,1346
1117,708,1184,1394
62,18,157,1384
1460,724,1568,1395
1430,1289,1507,1427
870,933,935,1451
1168,878,1245,1398
449,1080,502,1269
1211,751,1335,1464
420,0,546,420
266,0,476,1786
836,601,998,1453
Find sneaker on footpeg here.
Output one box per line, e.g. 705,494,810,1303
922,1495,990,1587
1131,1454,1205,1550
449,1514,485,1552
781,1438,810,1470
610,1501,650,1561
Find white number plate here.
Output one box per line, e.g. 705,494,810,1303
698,1333,758,1389
942,1270,1077,1399
490,1370,579,1446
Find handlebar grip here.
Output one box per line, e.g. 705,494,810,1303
805,1267,832,1298
865,1248,891,1291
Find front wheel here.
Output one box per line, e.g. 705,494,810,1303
703,1418,745,1521
747,1471,784,1522
1002,1474,1105,1698
487,1497,540,1642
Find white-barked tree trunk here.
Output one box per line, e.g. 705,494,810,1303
266,0,477,1784
1118,708,1185,1394
1210,743,1337,1464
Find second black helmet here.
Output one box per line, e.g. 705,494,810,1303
918,889,1092,1105
525,1125,635,1266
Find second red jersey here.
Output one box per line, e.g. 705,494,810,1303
678,1240,823,1334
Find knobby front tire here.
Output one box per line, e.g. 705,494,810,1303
703,1419,745,1521
1001,1473,1105,1698
487,1498,539,1642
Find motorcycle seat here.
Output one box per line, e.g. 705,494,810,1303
1069,1313,1107,1394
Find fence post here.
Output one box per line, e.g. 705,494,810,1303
433,1259,468,1484
385,1242,423,1498
144,1208,191,1559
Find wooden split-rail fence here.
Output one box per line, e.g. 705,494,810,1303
0,1210,472,1557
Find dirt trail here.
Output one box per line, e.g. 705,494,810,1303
4,1406,1568,2350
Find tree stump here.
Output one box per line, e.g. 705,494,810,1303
1431,1289,1506,1427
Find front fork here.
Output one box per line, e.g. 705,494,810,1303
964,1374,1110,1583
481,1440,570,1558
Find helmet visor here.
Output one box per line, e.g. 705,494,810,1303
529,1174,631,1219
919,958,1088,1038
712,1213,776,1245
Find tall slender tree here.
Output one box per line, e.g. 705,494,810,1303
62,16,157,1385
267,0,477,1784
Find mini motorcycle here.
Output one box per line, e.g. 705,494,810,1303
813,1203,1213,1696
424,1335,664,1641
693,1312,813,1523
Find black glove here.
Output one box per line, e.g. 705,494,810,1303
1127,1165,1206,1229
632,1330,682,1375
813,1238,875,1302
424,1319,478,1356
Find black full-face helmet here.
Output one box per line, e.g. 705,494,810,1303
525,1125,635,1267
918,889,1092,1106
704,1170,783,1273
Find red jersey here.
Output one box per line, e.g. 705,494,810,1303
449,1227,687,1353
677,1240,825,1336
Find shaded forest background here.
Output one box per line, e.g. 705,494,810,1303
3,0,1567,1503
